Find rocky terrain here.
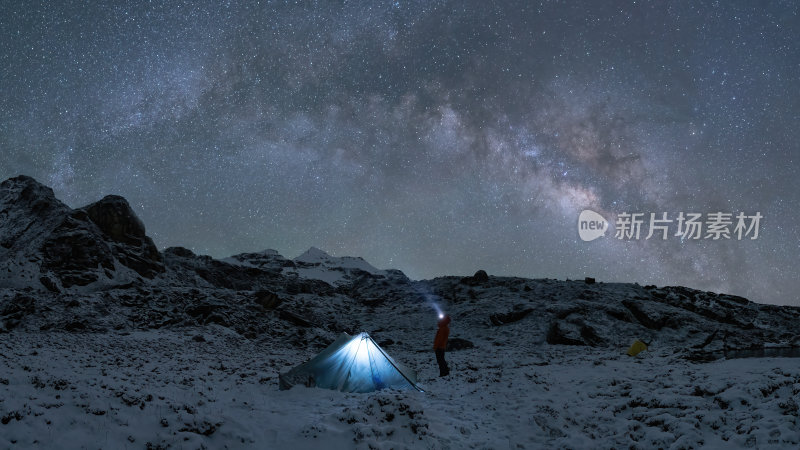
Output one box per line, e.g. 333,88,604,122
1,175,800,448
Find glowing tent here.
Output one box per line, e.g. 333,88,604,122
279,332,424,393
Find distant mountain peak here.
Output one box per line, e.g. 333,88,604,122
295,247,332,263
291,246,385,286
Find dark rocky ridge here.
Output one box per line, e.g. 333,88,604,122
0,176,163,291
1,176,799,361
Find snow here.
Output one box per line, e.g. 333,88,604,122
291,247,387,286
294,247,384,274
1,329,799,449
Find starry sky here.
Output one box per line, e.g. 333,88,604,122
1,1,798,305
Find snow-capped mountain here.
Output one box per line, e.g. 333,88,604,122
223,245,399,287
292,246,387,286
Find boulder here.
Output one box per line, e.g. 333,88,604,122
622,299,670,330
186,303,221,320
254,290,283,310
0,294,36,319
279,310,313,328
545,321,603,346
490,308,534,326
546,321,584,346
460,270,489,286
473,270,489,283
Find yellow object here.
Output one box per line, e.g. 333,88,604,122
626,340,648,356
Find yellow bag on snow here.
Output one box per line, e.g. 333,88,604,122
626,340,648,356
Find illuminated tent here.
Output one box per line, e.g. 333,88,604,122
279,332,424,393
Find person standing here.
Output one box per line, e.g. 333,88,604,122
434,315,451,376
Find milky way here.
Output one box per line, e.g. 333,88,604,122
1,1,798,305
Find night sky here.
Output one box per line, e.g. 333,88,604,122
1,1,798,305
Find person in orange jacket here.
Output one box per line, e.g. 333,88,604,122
434,315,451,376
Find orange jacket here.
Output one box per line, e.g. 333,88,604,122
434,316,451,349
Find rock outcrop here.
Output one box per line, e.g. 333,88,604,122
0,176,163,291
82,195,163,279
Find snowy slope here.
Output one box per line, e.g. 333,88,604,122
292,247,387,286
294,246,382,274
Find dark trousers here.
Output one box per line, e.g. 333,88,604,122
435,348,449,376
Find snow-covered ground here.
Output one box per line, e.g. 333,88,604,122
2,328,798,449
